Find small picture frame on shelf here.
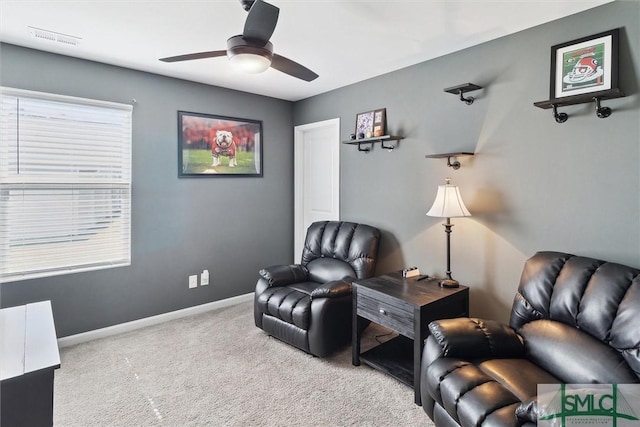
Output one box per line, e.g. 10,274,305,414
550,28,619,99
373,108,386,137
355,110,374,139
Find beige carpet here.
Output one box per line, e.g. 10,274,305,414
54,301,434,426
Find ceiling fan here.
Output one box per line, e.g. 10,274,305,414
159,0,318,82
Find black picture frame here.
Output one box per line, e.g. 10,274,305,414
550,28,619,99
178,111,263,177
373,108,386,137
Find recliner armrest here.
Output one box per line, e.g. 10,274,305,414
259,264,309,287
428,317,525,359
310,280,352,300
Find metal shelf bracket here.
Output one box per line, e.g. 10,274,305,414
444,83,483,105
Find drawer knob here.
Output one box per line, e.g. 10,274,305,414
379,308,387,315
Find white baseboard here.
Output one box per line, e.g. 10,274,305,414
57,293,254,348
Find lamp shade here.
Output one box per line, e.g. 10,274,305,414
426,182,471,218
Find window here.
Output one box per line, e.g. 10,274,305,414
0,87,132,282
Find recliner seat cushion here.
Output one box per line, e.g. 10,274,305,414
476,359,559,401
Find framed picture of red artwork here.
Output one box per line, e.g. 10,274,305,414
178,111,263,177
550,29,619,99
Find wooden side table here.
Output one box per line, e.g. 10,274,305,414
352,272,469,405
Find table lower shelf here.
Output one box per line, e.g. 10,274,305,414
359,335,414,387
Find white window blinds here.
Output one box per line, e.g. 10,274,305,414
0,87,132,282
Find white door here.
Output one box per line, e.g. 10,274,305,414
294,118,340,262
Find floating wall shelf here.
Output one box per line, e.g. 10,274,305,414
534,88,625,123
444,83,483,105
425,152,474,170
342,135,404,153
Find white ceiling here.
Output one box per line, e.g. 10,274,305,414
0,0,613,101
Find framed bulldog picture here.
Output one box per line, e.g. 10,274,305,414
178,111,263,177
550,28,619,99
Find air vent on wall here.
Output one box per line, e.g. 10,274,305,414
29,27,81,47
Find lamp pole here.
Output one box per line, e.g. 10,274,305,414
440,217,459,287
443,218,454,280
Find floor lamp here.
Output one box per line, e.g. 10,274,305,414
426,178,471,288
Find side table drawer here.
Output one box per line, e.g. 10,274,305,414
357,290,414,338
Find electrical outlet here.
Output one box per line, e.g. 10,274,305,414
201,270,209,286
188,275,198,289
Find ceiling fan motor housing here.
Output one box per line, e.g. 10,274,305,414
226,35,273,61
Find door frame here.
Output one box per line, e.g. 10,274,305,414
293,118,341,262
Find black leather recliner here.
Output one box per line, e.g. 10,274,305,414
254,221,381,357
420,251,640,427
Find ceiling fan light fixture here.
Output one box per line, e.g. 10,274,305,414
227,35,273,74
229,52,271,73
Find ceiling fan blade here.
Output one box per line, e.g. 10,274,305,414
159,50,227,63
271,54,318,82
243,0,279,42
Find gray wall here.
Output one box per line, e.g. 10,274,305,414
293,1,640,322
1,1,638,335
0,44,294,336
